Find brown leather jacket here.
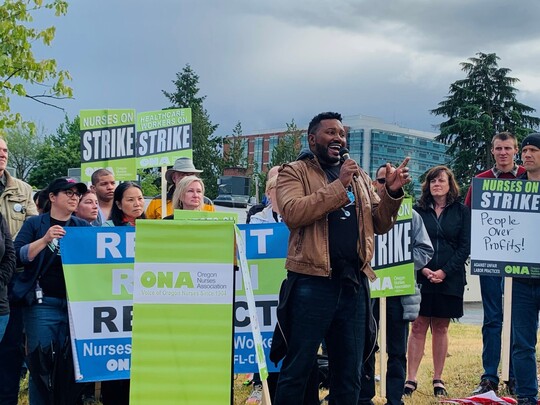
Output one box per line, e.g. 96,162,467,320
276,150,403,281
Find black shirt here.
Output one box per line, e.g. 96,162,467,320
320,163,360,284
39,217,69,298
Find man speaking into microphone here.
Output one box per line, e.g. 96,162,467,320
271,112,411,404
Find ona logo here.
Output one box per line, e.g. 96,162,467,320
504,265,529,275
370,277,394,291
140,271,194,288
84,166,115,177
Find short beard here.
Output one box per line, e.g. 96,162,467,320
314,143,340,166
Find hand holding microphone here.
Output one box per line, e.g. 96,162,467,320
338,148,359,187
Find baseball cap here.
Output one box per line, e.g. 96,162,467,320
48,177,88,195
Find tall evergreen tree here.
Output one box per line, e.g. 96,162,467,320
223,121,248,169
268,119,303,168
163,65,221,198
431,52,540,188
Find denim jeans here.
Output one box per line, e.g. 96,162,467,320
511,280,540,404
23,296,69,405
479,275,513,383
274,274,368,405
358,296,407,405
0,313,9,342
0,304,25,405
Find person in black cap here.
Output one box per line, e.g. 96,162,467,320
510,132,540,405
12,177,91,404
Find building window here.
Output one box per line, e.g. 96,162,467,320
254,137,263,172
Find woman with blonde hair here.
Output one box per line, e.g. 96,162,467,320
172,175,205,211
404,165,470,398
250,175,280,224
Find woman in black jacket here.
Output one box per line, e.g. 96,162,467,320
14,177,90,404
404,166,470,398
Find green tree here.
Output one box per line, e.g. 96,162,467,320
0,0,73,134
268,119,303,168
138,168,160,197
431,52,540,189
4,124,44,181
223,121,247,169
28,115,80,187
163,65,222,198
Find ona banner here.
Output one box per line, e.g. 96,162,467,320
369,198,415,298
130,220,235,405
234,223,288,374
62,227,135,382
136,108,193,169
470,177,540,278
80,109,137,182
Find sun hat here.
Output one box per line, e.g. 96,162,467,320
165,157,203,184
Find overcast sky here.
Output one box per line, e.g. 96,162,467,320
12,0,540,138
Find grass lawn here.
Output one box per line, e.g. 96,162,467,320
18,322,530,404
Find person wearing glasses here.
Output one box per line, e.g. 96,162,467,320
358,164,433,405
13,177,90,404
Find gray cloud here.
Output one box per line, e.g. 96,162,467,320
11,0,540,140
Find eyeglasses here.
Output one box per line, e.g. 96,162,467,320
376,178,386,184
62,190,82,198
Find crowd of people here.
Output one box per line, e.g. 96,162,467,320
0,112,540,405
0,149,213,404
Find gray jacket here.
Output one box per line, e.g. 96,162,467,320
401,211,433,321
0,171,38,238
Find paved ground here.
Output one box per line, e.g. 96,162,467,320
214,204,248,223
461,302,482,326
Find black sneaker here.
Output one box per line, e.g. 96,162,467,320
472,379,498,395
504,378,516,396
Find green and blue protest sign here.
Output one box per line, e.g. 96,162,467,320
62,227,134,382
234,223,288,374
470,178,540,278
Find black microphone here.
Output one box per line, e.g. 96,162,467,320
339,147,351,162
339,147,357,181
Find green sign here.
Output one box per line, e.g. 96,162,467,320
173,209,238,223
136,108,193,169
369,198,415,298
130,220,235,404
80,109,137,181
